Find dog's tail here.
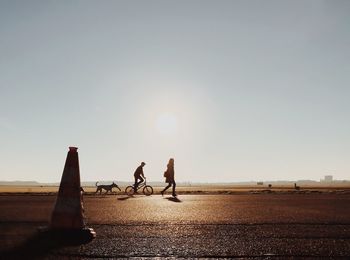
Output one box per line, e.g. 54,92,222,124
95,181,98,187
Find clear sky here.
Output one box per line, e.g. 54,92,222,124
1,0,349,183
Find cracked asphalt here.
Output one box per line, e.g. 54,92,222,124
1,194,350,259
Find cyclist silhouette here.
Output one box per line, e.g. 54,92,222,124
133,162,146,192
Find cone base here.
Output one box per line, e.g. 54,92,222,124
38,227,96,245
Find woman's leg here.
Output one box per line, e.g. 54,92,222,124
172,181,176,196
161,183,172,195
164,183,171,191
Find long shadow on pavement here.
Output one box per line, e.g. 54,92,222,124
1,229,93,259
165,197,182,203
117,196,134,201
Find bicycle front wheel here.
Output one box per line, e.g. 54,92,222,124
125,186,134,196
143,185,153,196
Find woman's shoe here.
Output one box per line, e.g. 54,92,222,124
161,190,164,196
172,193,177,197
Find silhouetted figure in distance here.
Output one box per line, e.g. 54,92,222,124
161,158,176,197
134,162,146,192
294,183,300,190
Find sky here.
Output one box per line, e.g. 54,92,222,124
0,0,349,183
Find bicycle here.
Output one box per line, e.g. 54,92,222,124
125,178,154,196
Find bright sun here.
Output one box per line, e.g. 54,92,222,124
155,113,178,135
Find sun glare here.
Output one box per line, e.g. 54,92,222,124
155,114,178,135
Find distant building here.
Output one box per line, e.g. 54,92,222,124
321,175,333,182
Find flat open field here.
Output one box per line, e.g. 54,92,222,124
1,185,350,195
1,192,350,259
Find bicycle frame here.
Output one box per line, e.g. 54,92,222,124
133,179,147,191
125,178,153,196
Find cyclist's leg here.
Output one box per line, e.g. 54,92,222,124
138,176,144,186
135,176,144,191
134,176,139,191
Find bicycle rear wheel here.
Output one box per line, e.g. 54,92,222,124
125,186,134,196
143,185,153,196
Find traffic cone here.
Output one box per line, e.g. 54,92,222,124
49,147,95,243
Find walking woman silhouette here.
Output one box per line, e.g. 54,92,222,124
161,158,177,197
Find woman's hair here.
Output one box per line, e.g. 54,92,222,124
168,158,174,165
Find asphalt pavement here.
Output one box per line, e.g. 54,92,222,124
1,194,350,259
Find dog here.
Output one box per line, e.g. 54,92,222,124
95,181,121,194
